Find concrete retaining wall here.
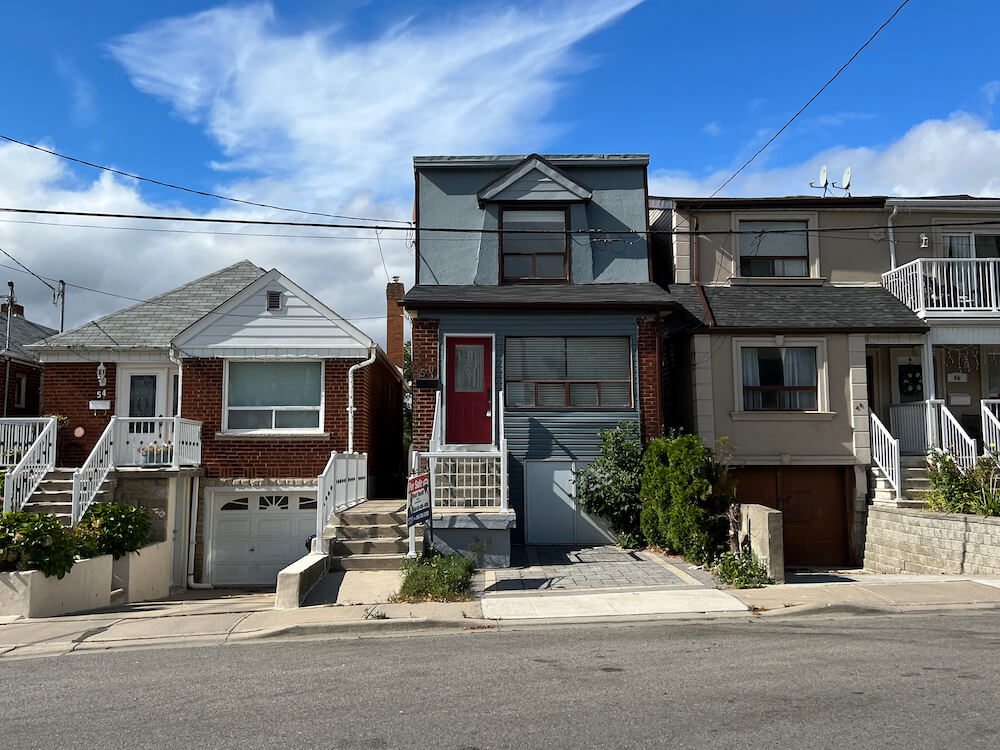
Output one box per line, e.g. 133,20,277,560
739,503,785,584
864,507,1000,576
125,541,172,602
275,553,330,610
0,555,113,618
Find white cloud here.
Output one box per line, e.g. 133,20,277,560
650,113,1000,198
0,1,640,342
702,121,721,137
53,57,97,127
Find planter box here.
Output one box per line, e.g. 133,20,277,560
0,555,113,618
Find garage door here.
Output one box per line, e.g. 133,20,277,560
732,466,851,567
210,492,317,586
524,461,615,545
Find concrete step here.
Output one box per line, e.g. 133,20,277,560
326,523,408,540
329,553,408,571
328,538,414,555
899,457,929,467
896,499,928,509
334,511,406,526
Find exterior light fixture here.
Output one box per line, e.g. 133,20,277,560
920,233,929,249
97,362,107,387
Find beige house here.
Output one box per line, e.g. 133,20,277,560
651,195,1000,567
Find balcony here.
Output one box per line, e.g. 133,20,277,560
883,258,1000,317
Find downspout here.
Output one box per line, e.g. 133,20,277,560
186,475,212,589
887,204,899,269
347,346,377,453
691,216,716,327
3,281,13,417
168,347,183,417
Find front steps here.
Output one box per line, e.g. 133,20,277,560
324,500,415,571
20,468,117,524
872,456,931,508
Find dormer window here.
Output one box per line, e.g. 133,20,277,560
501,208,569,283
266,290,282,311
738,220,809,277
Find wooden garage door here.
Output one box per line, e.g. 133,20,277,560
732,466,851,567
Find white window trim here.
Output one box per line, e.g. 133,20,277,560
731,211,820,281
221,359,326,435
731,336,831,417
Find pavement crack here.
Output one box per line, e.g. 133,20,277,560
73,619,123,644
224,611,254,644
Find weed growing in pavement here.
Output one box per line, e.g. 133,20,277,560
712,548,773,589
392,544,475,602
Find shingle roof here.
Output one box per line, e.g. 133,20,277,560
668,284,929,332
31,260,266,350
1,313,58,361
401,283,679,310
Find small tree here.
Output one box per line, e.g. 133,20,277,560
574,421,643,548
639,437,671,548
663,434,731,564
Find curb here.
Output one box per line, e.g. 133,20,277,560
230,617,498,641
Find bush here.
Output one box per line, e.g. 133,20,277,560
76,504,151,560
394,545,475,602
712,549,773,589
0,511,77,578
927,451,1000,517
639,438,671,548
574,421,644,548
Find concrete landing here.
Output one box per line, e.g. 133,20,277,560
302,570,400,606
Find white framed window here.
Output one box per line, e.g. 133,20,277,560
733,336,829,414
732,212,819,279
223,360,324,432
14,374,27,409
505,336,632,408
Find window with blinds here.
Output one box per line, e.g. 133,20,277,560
738,220,809,277
501,208,569,282
505,337,631,408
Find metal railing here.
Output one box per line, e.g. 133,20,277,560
982,400,1000,457
883,258,1000,315
2,416,57,513
315,451,368,549
72,419,116,524
869,411,901,500
0,418,54,470
113,416,202,467
940,406,977,471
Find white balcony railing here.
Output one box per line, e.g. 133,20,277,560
315,451,368,549
883,258,1000,315
113,417,202,468
869,411,901,500
889,399,976,469
2,417,57,513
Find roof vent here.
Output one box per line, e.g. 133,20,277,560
266,290,282,311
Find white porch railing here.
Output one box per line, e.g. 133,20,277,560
982,400,1000,457
72,419,116,524
889,399,977,468
883,258,1000,315
113,416,202,468
940,406,977,471
315,451,368,548
0,418,53,470
2,417,57,513
429,391,442,451
869,411,901,500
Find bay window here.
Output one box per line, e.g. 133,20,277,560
226,361,323,431
505,337,631,408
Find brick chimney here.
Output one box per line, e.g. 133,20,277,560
1,302,23,317
386,276,405,369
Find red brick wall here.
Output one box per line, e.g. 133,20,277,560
636,315,662,442
386,281,405,369
410,317,439,453
41,361,118,466
3,360,44,417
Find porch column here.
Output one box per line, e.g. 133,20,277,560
922,336,938,451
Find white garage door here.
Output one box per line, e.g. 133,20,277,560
524,461,615,545
210,492,317,586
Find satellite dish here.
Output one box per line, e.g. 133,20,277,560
818,165,828,188
842,167,852,190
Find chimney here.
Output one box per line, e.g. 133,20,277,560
1,303,23,317
386,276,405,369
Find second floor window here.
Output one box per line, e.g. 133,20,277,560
739,220,809,277
501,208,568,282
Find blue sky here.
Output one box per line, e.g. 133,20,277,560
2,1,1000,335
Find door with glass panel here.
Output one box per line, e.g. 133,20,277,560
116,367,169,464
445,337,492,445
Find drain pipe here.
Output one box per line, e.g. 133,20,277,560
186,475,212,589
887,204,900,269
347,346,377,453
168,346,183,416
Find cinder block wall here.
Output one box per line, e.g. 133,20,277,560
864,507,1000,576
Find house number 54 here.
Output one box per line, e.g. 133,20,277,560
96,389,107,398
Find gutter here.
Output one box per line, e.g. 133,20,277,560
347,346,377,453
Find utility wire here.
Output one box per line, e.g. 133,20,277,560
0,132,411,225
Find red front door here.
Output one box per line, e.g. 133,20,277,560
445,336,492,444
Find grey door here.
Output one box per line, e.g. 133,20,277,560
524,461,614,544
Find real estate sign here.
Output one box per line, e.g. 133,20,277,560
406,472,431,527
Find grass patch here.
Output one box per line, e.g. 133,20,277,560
393,546,475,602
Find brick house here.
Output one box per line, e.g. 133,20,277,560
0,301,56,419
28,260,403,586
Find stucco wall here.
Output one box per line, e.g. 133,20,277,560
865,506,1000,576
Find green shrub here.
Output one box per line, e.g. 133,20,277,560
0,511,77,578
712,549,773,589
574,421,644,548
639,437,671,548
661,434,731,564
394,545,475,602
76,504,151,559
927,451,1000,517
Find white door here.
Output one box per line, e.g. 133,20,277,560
209,492,317,586
116,367,172,464
524,461,614,545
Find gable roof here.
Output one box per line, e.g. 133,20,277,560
1,312,58,362
172,268,373,353
476,154,593,204
30,260,266,350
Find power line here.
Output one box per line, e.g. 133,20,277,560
694,0,912,205
0,133,412,225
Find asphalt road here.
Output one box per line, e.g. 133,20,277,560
2,611,998,749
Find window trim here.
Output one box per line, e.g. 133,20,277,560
504,335,634,410
732,336,829,416
221,359,326,434
731,211,820,280
499,204,571,284
14,374,27,409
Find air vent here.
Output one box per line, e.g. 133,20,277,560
266,290,282,311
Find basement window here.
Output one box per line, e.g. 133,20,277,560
266,290,282,311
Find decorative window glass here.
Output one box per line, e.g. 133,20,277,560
505,337,631,408
742,347,818,410
454,345,484,392
226,361,322,431
501,209,568,282
220,497,249,511
739,220,809,277
298,497,317,510
258,495,289,511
